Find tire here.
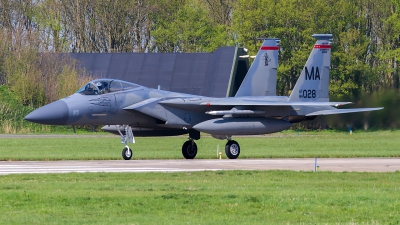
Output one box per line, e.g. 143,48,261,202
122,147,132,160
182,140,197,159
225,140,240,159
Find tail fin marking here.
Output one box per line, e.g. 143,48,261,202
288,34,332,102
235,38,279,97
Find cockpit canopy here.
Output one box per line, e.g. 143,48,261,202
77,79,140,95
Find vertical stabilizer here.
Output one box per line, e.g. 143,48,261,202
288,34,332,102
235,38,279,97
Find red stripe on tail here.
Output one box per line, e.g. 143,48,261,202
314,45,331,49
260,46,279,50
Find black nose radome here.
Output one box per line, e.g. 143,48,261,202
24,100,69,125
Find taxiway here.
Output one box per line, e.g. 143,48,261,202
0,158,399,175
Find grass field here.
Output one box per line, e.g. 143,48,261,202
0,130,399,160
0,171,399,224
1,131,399,224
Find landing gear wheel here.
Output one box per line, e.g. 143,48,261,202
122,147,132,160
225,140,240,159
182,140,198,159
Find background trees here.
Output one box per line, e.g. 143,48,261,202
0,0,399,129
232,0,399,98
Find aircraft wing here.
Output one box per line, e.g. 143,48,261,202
125,97,382,118
305,107,384,116
199,101,354,107
160,98,353,107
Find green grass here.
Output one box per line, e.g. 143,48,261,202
1,131,399,224
0,130,399,160
0,171,399,224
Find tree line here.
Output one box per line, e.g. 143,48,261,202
0,0,399,129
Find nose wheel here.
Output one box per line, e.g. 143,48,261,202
225,140,240,159
122,146,132,160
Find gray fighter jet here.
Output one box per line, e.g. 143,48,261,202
25,34,383,160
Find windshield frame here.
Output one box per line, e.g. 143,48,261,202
77,79,141,95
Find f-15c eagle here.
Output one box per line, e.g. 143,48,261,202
25,34,383,160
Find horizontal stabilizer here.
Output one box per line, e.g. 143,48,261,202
306,107,383,116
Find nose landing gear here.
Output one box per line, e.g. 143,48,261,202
122,147,132,160
118,125,135,160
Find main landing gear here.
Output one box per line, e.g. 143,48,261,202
118,125,134,160
180,132,241,159
182,139,197,159
181,130,200,159
225,140,240,159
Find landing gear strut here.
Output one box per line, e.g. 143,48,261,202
118,125,134,160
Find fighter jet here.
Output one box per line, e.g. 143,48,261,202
25,34,383,160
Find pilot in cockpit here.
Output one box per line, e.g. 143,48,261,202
96,82,109,94
78,79,138,95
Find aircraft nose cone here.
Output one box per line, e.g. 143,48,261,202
24,100,69,125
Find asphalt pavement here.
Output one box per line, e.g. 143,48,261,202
0,158,399,175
